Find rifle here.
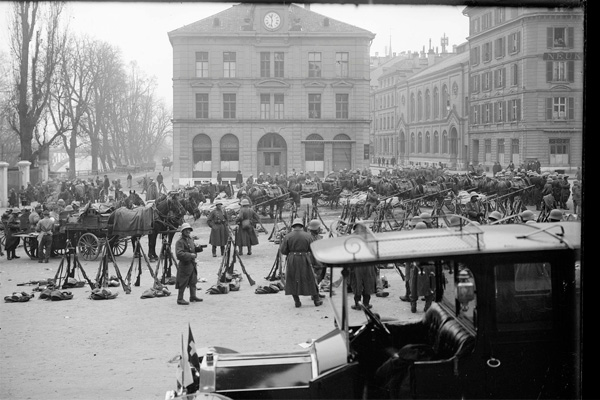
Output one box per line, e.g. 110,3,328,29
226,224,256,286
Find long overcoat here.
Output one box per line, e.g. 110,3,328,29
235,207,259,246
280,229,318,296
207,208,229,246
175,235,204,289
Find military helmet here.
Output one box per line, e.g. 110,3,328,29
520,210,535,222
549,209,563,221
307,219,321,231
488,211,502,221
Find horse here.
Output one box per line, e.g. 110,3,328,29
146,194,187,264
248,184,289,219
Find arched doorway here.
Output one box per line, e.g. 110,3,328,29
305,134,324,177
332,134,352,172
449,126,459,166
192,134,211,178
258,133,287,176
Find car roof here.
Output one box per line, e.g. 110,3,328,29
311,221,581,266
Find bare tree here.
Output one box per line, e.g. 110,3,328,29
49,35,100,179
6,2,67,163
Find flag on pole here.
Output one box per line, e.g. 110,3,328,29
177,334,194,394
188,324,201,373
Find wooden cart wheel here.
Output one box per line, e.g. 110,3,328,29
78,232,100,261
23,236,37,259
111,236,128,256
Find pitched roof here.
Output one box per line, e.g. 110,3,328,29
168,3,374,38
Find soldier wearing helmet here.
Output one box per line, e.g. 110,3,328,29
419,212,433,228
487,211,502,224
235,199,260,255
364,187,379,219
548,209,563,222
280,218,322,308
175,223,205,305
520,210,535,223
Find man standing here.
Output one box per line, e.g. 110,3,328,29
234,199,260,255
364,187,379,219
217,171,222,185
409,261,436,313
5,208,21,260
175,223,205,305
36,210,54,263
207,201,229,257
103,175,110,201
235,170,243,188
280,218,322,308
572,180,582,218
127,172,132,189
157,172,166,194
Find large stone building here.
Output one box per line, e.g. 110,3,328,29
371,6,584,174
168,3,374,186
464,6,584,173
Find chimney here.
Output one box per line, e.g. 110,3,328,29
428,51,435,66
453,44,457,53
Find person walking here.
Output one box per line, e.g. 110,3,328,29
280,218,322,308
217,171,222,185
35,210,54,263
175,223,205,305
234,199,260,255
207,201,229,257
127,172,132,189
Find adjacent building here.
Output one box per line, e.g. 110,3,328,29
168,3,374,185
371,6,584,174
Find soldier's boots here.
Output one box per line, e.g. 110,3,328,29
411,302,417,313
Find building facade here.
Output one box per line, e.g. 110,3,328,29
464,6,584,173
370,6,584,174
168,4,374,186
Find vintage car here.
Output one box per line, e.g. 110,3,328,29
166,219,581,399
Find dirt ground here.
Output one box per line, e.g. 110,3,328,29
0,170,420,400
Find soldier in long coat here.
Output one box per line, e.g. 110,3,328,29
234,199,260,255
280,218,321,308
207,201,229,257
175,223,205,305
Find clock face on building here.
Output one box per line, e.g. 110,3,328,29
264,11,281,30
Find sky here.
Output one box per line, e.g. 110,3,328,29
0,1,471,107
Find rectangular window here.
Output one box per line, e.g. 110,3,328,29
195,52,208,78
223,52,236,78
483,42,492,62
482,12,492,30
549,138,570,164
508,99,521,121
483,103,492,124
195,93,208,118
494,68,506,88
470,46,480,66
495,8,505,24
308,94,321,119
308,52,322,78
511,63,519,86
483,71,492,91
336,94,349,119
335,52,349,78
471,74,480,93
547,27,574,49
274,52,284,78
509,31,521,54
498,138,505,157
546,97,575,120
274,94,284,119
223,94,236,118
546,61,575,83
260,94,270,119
260,52,270,78
495,263,553,331
495,101,505,122
485,139,492,163
471,105,479,124
495,37,505,58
